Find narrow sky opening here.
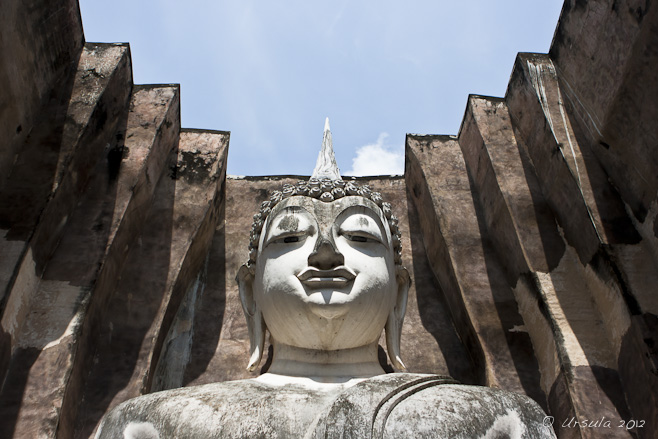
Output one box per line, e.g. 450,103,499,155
79,1,564,176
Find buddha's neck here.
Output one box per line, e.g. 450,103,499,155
265,341,385,381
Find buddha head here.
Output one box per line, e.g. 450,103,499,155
236,120,411,374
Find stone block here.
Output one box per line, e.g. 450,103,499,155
517,248,634,439
72,129,228,438
0,85,180,439
506,53,639,259
550,0,647,135
0,0,84,185
406,134,543,400
618,314,658,438
30,44,134,272
551,0,658,223
457,93,639,438
549,365,635,439
0,43,132,378
459,95,564,278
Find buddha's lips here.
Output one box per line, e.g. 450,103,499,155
297,267,356,288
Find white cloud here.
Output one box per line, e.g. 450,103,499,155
345,133,404,176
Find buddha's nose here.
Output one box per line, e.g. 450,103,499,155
308,235,344,270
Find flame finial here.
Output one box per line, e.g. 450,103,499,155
311,118,341,180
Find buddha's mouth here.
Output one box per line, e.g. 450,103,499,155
297,267,356,289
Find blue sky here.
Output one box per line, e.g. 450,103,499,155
80,1,564,176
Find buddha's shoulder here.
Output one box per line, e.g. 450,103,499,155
384,383,555,438
96,379,336,439
106,379,273,413
314,374,556,439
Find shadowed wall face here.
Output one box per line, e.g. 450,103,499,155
0,0,84,189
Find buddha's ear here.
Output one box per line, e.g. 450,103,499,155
237,264,266,372
385,266,410,371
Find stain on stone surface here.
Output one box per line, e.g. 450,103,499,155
603,213,642,245
168,163,179,180
634,202,649,224
590,250,642,316
93,104,108,132
107,145,124,182
278,215,299,232
630,6,645,24
642,313,658,371
573,0,587,11
256,188,269,200
174,151,216,184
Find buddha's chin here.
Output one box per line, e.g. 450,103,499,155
305,291,352,320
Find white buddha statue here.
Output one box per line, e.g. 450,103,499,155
96,120,556,439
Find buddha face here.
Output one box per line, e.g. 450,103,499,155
250,195,403,351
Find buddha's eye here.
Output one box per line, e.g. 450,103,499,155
269,233,307,245
343,233,380,244
263,209,315,248
337,213,385,246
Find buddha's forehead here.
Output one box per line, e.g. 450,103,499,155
267,195,387,229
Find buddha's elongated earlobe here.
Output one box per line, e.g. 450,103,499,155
386,266,410,371
237,264,266,371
